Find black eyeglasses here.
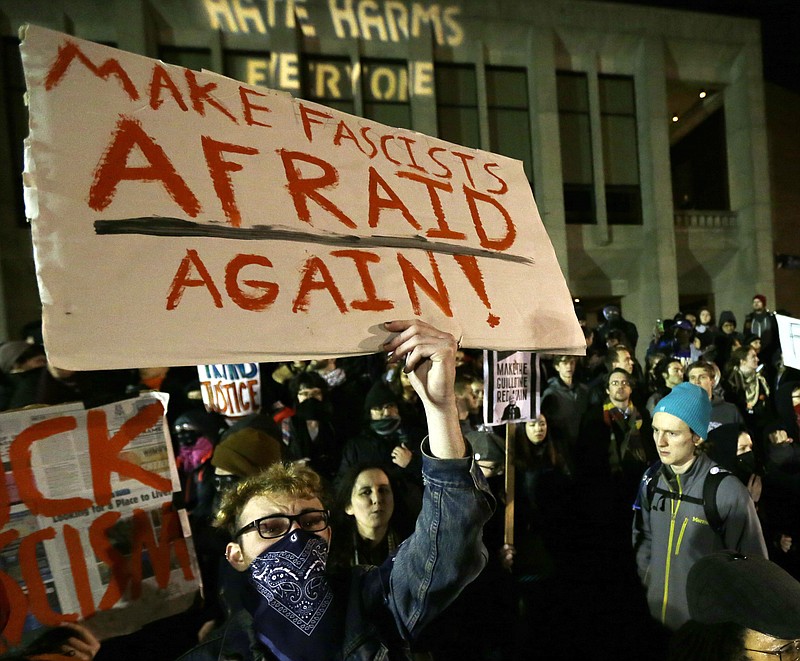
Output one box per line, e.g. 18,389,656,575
744,640,800,661
234,509,331,540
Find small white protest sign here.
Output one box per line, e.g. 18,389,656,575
484,351,534,425
776,314,800,370
197,363,261,418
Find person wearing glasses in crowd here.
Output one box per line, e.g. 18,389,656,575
193,424,285,643
668,551,800,661
573,366,656,650
578,367,654,491
178,320,494,661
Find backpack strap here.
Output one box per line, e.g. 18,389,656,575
649,486,704,507
633,460,732,546
632,461,662,512
702,466,731,542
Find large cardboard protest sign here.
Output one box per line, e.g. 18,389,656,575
20,25,584,370
0,396,199,649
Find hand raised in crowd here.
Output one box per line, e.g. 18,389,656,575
391,442,413,468
382,320,457,409
769,429,794,445
382,320,463,459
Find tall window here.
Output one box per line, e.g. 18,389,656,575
361,59,411,130
557,71,594,224
435,63,479,148
600,75,641,224
487,66,533,183
670,106,729,211
301,55,355,115
1,37,26,225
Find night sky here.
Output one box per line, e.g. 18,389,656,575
587,0,800,92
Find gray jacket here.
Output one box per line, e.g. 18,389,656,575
632,452,767,630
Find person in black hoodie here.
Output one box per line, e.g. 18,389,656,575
338,381,425,483
283,371,341,482
715,310,742,372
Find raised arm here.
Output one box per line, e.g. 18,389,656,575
382,320,464,459
375,321,492,643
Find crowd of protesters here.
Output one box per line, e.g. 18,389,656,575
1,293,799,660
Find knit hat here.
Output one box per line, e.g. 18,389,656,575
466,430,505,464
653,382,711,440
718,310,737,328
688,551,800,639
753,294,767,307
743,333,760,347
211,428,282,477
364,382,399,411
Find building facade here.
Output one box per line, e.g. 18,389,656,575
0,0,777,353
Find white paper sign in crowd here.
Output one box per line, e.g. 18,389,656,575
197,363,261,417
776,314,800,370
0,396,199,650
484,351,535,425
20,25,584,370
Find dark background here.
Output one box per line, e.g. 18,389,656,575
587,0,800,92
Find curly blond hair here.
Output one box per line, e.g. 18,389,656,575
215,462,327,537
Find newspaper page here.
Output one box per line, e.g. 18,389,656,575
0,394,200,650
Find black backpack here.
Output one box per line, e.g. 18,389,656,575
634,461,732,541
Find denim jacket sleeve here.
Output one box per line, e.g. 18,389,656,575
384,438,495,642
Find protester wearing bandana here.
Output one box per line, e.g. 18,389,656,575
178,320,494,661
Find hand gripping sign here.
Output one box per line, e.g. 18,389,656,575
19,25,584,369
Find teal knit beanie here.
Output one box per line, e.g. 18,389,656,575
653,382,711,440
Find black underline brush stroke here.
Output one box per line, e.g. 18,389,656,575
93,217,534,266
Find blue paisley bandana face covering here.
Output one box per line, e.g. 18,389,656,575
247,529,339,661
